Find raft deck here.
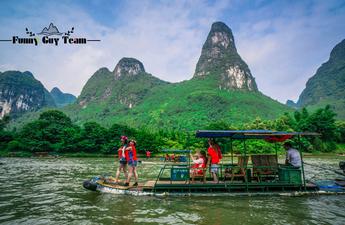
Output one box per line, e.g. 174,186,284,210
98,179,318,193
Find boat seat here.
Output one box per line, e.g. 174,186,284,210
190,165,207,184
224,156,249,182
252,154,278,181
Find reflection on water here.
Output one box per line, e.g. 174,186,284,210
0,157,344,225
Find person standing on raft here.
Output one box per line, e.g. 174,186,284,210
124,140,139,186
207,138,222,183
114,136,129,184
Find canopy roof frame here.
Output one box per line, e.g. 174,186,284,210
195,130,320,139
196,129,320,190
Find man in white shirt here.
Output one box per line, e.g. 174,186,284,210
284,142,301,168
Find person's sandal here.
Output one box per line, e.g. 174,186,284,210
133,182,138,187
124,182,129,187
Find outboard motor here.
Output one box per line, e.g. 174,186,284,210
340,161,345,174
83,180,98,191
83,176,101,191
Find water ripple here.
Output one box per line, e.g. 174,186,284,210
0,157,344,224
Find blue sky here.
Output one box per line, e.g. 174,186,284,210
0,0,345,103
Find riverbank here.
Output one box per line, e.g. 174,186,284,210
1,150,345,158
0,151,111,158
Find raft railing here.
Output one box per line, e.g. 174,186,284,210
152,161,303,193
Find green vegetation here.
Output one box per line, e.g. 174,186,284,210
58,76,291,130
297,39,345,119
1,105,344,157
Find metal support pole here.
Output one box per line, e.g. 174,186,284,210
243,139,247,159
188,150,190,168
298,135,307,190
274,142,278,182
231,139,233,165
244,139,248,191
275,142,278,162
188,149,191,186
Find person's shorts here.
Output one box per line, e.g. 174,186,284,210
210,164,219,173
119,157,127,165
128,160,138,167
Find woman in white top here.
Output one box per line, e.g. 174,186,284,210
190,150,207,175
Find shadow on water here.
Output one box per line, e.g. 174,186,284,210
0,157,344,225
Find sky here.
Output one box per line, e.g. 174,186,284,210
0,0,345,103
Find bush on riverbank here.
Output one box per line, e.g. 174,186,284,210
0,106,344,156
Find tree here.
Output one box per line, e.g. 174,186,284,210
109,123,137,140
0,115,10,131
19,110,79,152
78,122,109,153
0,115,14,151
39,110,72,126
335,121,345,143
292,106,338,152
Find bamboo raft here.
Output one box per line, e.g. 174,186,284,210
83,130,345,197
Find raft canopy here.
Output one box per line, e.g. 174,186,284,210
195,130,320,140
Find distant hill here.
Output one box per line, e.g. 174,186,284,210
60,22,290,130
296,39,345,119
0,71,55,118
50,87,76,107
286,100,298,109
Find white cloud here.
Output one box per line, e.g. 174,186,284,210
0,0,229,97
0,0,344,104
235,1,345,102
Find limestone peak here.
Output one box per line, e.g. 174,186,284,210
113,57,145,78
193,22,258,91
208,21,236,52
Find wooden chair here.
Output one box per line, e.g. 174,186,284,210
224,156,249,182
252,154,278,182
190,165,207,184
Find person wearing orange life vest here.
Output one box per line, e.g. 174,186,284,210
165,154,170,162
207,138,222,183
146,150,151,158
171,153,175,162
190,150,207,176
114,136,129,184
124,140,139,187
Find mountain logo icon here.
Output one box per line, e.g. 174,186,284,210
37,23,63,36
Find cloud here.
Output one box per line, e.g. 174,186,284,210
0,0,344,104
97,0,230,81
0,0,229,97
234,0,345,102
0,1,112,95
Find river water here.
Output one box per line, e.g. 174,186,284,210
0,156,344,225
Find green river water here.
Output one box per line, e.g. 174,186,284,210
0,157,344,225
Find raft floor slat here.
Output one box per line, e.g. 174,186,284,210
143,180,156,187
96,180,321,193
151,180,311,192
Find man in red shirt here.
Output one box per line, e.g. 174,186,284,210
207,138,222,183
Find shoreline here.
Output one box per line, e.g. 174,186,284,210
1,151,345,158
